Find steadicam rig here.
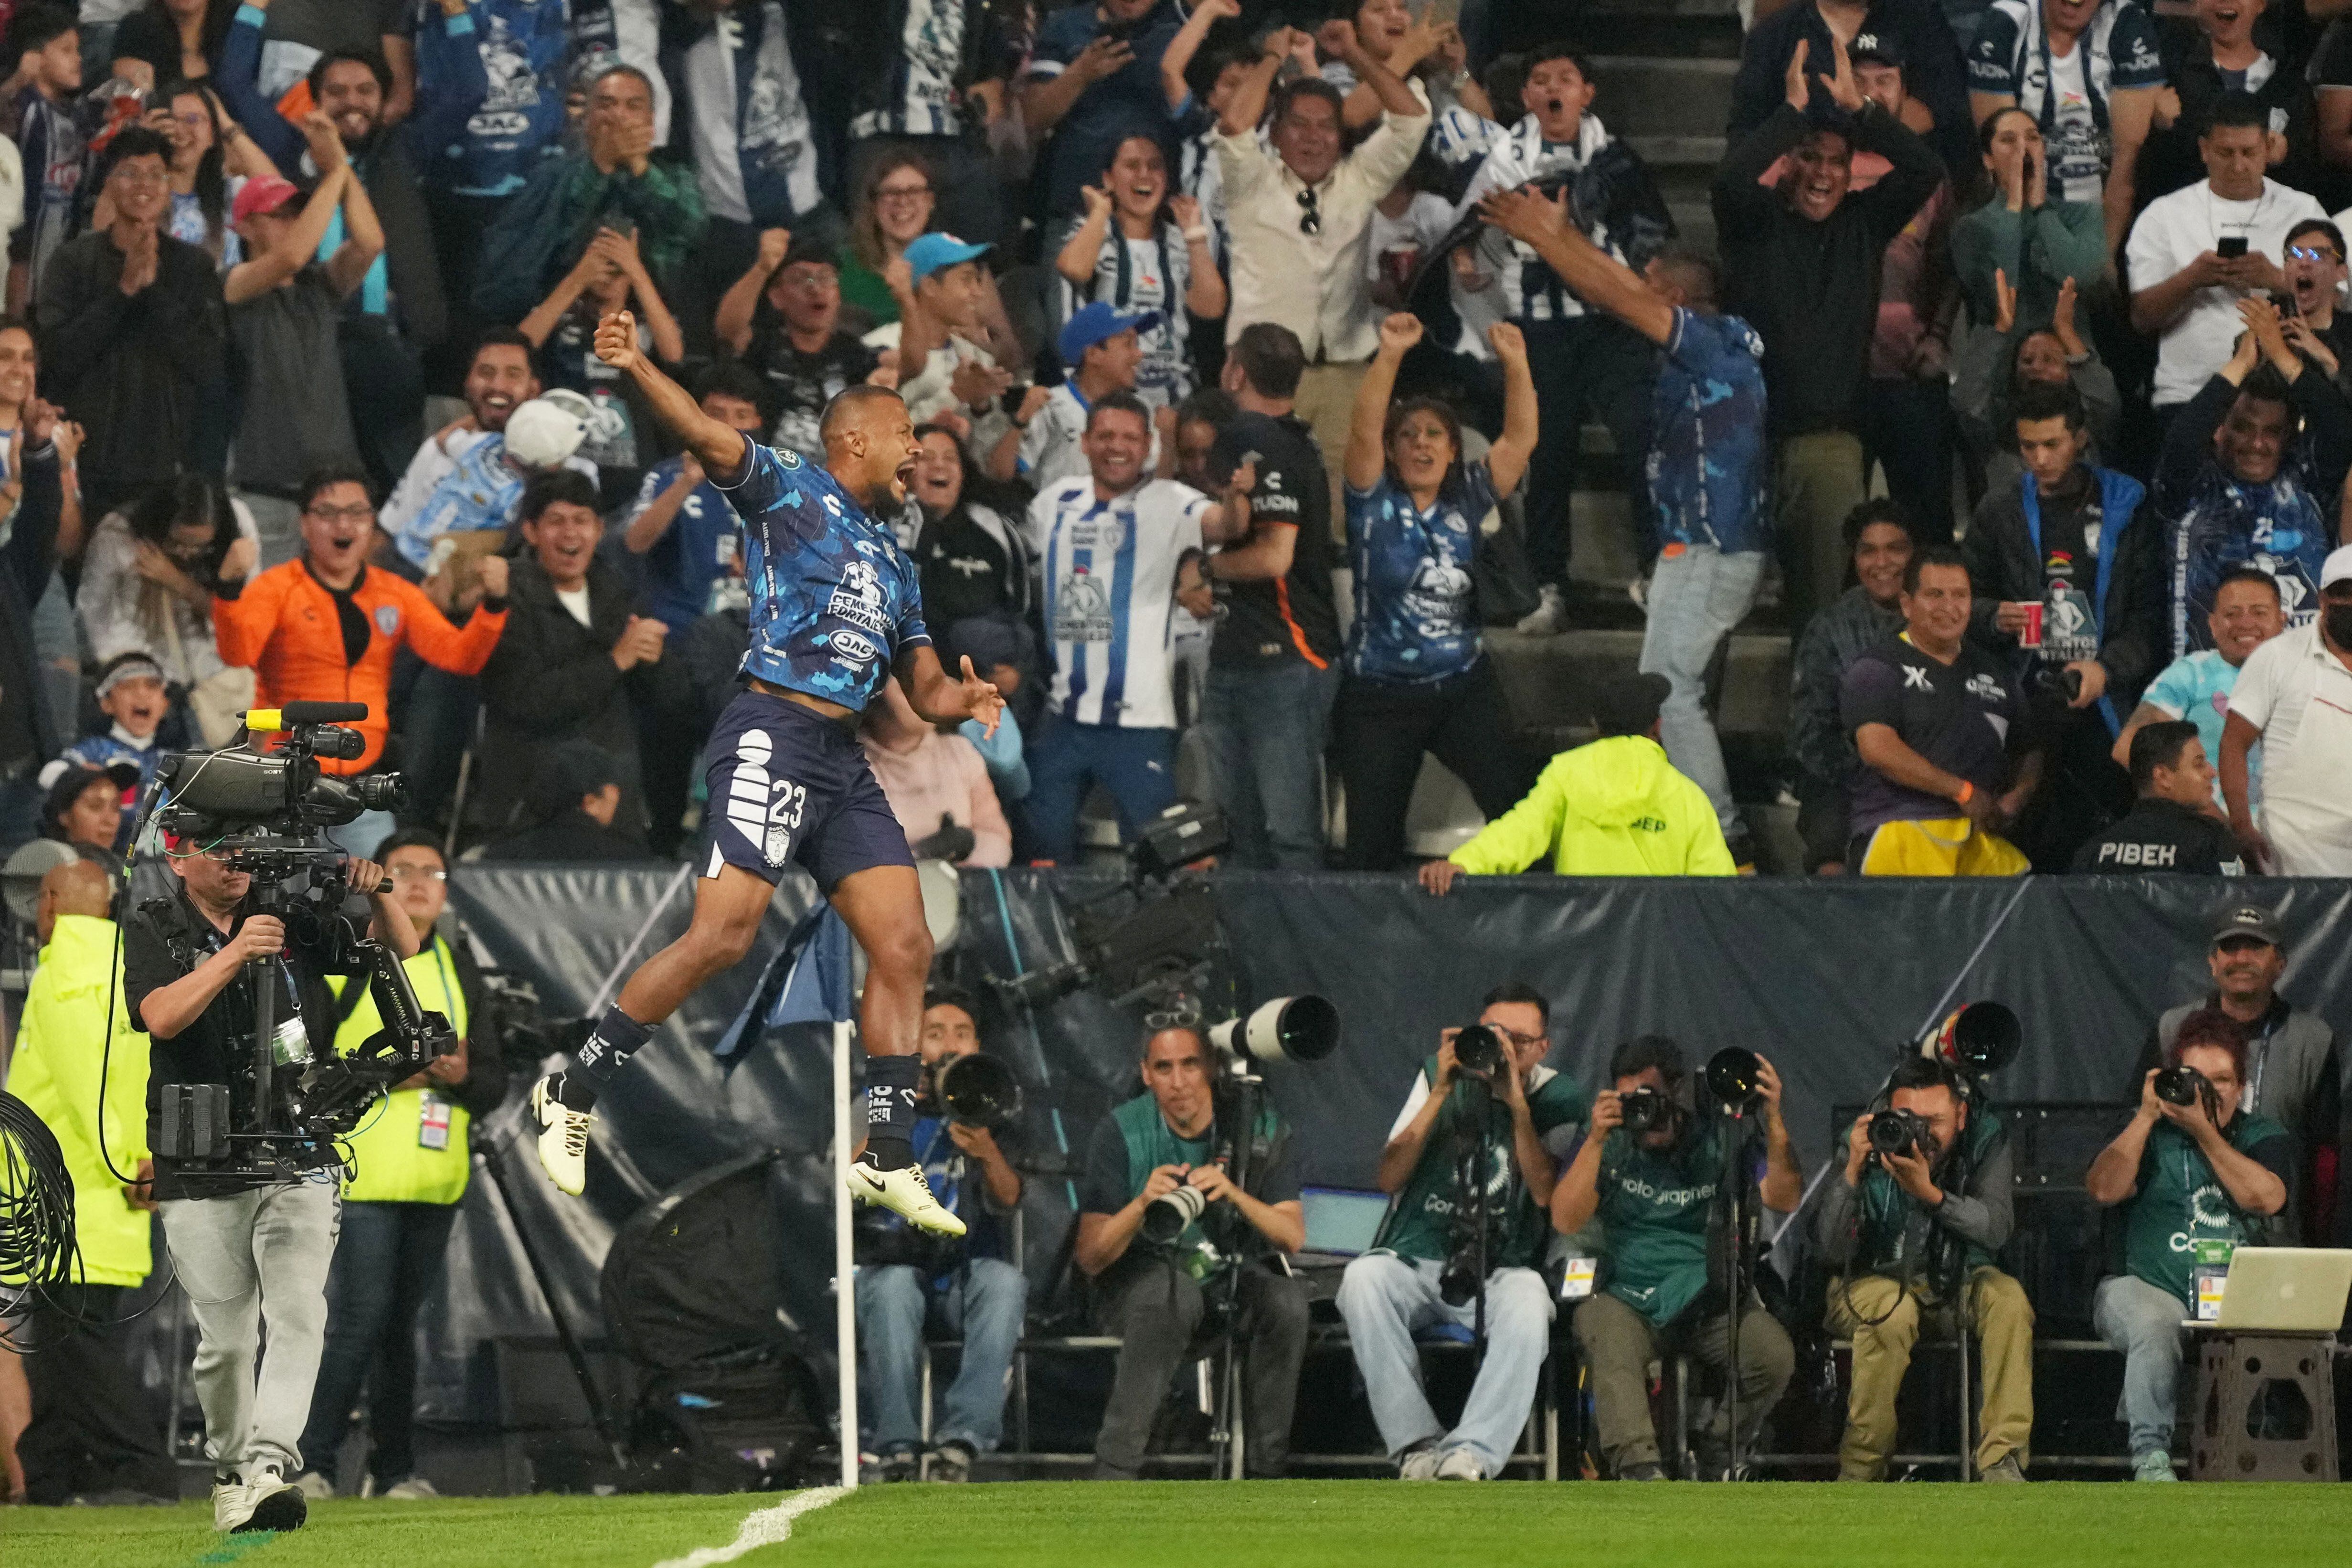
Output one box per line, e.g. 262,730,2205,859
138,702,453,1182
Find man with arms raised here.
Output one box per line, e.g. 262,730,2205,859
529,309,1003,1235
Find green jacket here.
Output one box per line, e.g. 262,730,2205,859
1112,1091,1290,1271
1449,736,1734,878
3,915,151,1287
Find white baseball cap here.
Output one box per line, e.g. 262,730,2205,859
503,395,589,470
2323,544,2352,591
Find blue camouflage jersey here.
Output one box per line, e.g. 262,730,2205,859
1650,307,1769,555
2168,476,2332,660
1343,461,1498,686
417,0,569,198
717,442,929,710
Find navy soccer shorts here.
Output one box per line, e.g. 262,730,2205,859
700,690,914,892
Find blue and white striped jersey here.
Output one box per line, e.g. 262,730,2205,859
1029,476,1209,731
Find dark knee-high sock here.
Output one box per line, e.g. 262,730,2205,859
556,1007,652,1109
862,1053,923,1169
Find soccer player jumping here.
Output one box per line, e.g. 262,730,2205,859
528,307,1002,1236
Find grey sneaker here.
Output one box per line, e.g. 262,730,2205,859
380,1476,439,1500
293,1472,334,1502
1434,1448,1487,1480
929,1441,975,1483
1398,1442,1442,1481
1515,583,1568,636
2133,1450,2178,1482
1979,1454,2027,1483
1618,1461,1670,1482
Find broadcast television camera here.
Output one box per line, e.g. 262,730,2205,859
142,702,454,1178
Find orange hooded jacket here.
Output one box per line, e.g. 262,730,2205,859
212,561,509,773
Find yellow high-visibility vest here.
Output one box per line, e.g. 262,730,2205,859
334,935,473,1206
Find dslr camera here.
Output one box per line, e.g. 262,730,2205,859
2153,1063,2222,1122
1869,1107,1934,1160
1619,1087,1670,1134
145,703,453,1178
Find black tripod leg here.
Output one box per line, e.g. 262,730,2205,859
476,1141,629,1470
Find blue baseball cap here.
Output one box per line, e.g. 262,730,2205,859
905,232,992,283
1059,300,1159,363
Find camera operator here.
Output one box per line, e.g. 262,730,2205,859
1555,1037,1801,1482
123,837,418,1533
1815,1057,2033,1483
1336,983,1587,1482
856,988,1026,1483
2087,1008,2288,1483
1074,1021,1309,1481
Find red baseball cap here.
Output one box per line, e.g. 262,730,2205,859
231,176,301,226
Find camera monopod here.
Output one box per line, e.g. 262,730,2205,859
1705,1048,1765,1479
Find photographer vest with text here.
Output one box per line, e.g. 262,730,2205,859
1376,1056,1589,1271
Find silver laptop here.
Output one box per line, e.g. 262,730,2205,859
2189,1248,2352,1331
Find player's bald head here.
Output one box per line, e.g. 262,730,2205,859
819,384,910,448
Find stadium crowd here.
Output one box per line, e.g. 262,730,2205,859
4,0,2352,1520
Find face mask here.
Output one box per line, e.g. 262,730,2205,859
2324,603,2352,648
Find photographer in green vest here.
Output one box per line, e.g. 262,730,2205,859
294,830,506,1501
1074,1019,1309,1480
1336,982,1588,1481
2088,1007,2288,1483
1557,1035,1801,1481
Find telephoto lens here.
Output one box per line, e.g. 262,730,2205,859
2153,1065,2205,1108
1453,1024,1505,1076
1140,1182,1208,1244
1869,1107,1931,1158
1705,1047,1763,1105
1619,1087,1667,1133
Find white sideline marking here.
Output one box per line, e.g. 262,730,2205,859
651,1485,850,1568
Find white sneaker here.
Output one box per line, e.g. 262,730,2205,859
1398,1445,1442,1481
1515,583,1568,636
531,1077,593,1196
380,1476,440,1500
219,1469,307,1533
1434,1449,1486,1481
846,1156,965,1236
293,1471,334,1501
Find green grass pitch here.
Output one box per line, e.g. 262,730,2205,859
8,1481,2352,1568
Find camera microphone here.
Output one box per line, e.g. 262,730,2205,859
249,700,371,731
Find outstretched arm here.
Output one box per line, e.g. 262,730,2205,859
1485,323,1538,498
1346,313,1420,490
594,309,747,476
1482,184,1674,344
896,645,1006,734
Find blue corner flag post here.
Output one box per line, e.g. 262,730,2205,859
709,901,861,1487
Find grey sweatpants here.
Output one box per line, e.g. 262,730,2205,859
160,1179,341,1482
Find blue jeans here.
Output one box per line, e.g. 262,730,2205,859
1200,660,1339,869
1638,544,1764,837
1334,1251,1555,1478
857,1258,1027,1453
2094,1273,2188,1460
298,1200,458,1488
1022,719,1177,862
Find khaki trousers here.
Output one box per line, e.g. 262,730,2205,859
1824,1267,2034,1479
1293,359,1371,544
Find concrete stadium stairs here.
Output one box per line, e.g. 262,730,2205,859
1471,0,1809,867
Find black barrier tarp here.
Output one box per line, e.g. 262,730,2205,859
366,870,2352,1429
